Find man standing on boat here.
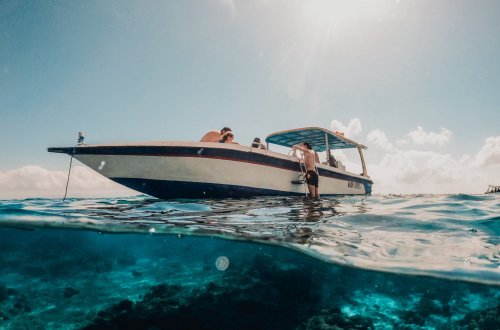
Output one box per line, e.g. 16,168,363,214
292,142,319,198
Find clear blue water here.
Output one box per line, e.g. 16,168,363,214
0,194,499,329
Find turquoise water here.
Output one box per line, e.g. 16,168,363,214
0,194,499,329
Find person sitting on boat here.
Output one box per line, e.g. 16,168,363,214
292,142,319,198
328,152,338,168
219,131,238,144
251,137,266,149
200,127,232,142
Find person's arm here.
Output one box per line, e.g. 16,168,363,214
292,144,307,157
292,145,307,152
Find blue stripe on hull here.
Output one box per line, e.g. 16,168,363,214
113,178,304,199
112,178,372,199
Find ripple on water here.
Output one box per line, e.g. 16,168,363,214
0,194,499,285
447,193,495,202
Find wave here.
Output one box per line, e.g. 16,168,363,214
0,194,499,285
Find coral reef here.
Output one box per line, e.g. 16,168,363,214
0,228,499,330
64,287,80,299
0,283,7,303
84,254,329,330
459,304,500,330
297,307,374,330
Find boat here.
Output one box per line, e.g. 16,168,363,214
48,127,373,199
485,185,500,194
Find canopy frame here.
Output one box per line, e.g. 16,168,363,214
265,127,366,152
265,127,369,177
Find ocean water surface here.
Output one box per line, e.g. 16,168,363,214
0,194,499,329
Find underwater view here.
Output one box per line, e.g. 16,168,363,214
0,194,499,329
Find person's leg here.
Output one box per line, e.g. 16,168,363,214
312,172,319,198
307,184,315,198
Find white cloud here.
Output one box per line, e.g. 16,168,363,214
366,134,500,194
373,150,465,183
395,139,409,146
330,120,499,194
330,118,362,138
367,129,394,151
405,126,453,146
0,165,137,199
341,118,500,193
473,136,500,167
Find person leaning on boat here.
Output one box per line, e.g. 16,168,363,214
292,142,319,198
200,127,232,142
251,137,266,149
219,131,238,144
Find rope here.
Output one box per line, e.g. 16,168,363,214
63,146,76,202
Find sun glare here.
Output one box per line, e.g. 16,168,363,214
301,0,393,27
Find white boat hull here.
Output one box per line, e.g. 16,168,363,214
49,142,372,199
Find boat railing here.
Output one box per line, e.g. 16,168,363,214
485,185,500,194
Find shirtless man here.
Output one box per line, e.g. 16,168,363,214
292,142,319,198
200,127,232,142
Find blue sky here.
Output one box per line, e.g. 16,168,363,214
1,0,499,197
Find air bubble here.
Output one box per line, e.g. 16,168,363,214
215,256,230,271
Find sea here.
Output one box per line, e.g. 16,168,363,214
0,194,499,329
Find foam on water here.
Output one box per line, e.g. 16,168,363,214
1,194,499,285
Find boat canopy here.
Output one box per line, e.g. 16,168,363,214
265,127,367,152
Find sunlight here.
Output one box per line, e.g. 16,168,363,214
301,0,392,27
274,0,400,102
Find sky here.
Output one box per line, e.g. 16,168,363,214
1,0,499,198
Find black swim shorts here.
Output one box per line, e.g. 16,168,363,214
305,170,319,187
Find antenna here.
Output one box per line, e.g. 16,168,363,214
78,131,85,144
